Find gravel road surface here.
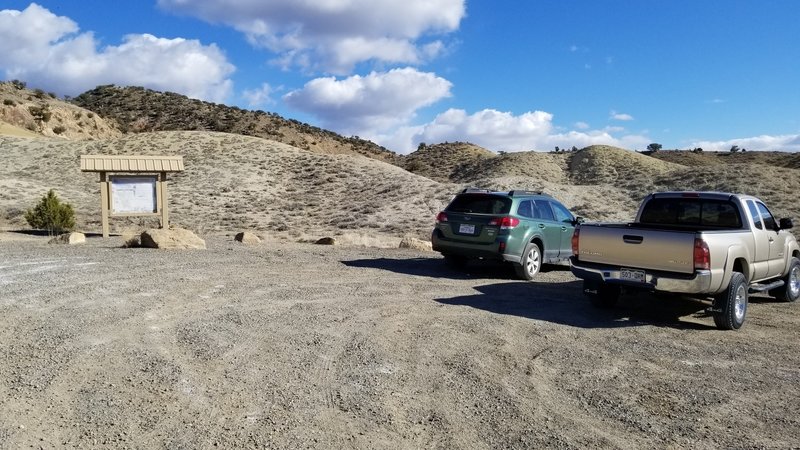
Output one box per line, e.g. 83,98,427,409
1,234,799,449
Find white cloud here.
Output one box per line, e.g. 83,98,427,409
0,4,234,102
242,83,276,108
157,0,465,74
610,110,634,121
283,67,452,134
690,134,800,152
0,3,78,68
373,108,651,154
574,121,590,130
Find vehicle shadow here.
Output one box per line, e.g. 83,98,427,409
435,280,717,330
341,256,568,281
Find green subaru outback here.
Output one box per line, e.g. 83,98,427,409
431,189,583,280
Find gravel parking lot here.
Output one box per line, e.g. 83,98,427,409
1,234,799,448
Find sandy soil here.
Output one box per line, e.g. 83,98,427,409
1,234,799,449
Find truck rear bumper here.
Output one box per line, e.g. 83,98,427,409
570,258,713,294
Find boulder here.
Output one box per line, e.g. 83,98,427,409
234,231,261,244
399,236,432,251
49,232,86,245
315,237,336,245
140,228,206,250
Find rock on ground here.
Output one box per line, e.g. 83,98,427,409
234,231,261,244
399,236,432,251
48,232,86,245
140,227,206,249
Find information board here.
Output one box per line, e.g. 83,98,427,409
110,176,157,214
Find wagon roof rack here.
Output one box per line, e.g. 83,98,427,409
509,190,550,197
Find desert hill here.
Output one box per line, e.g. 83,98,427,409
4,127,798,241
403,142,495,182
650,149,800,170
0,81,121,140
72,85,401,165
3,81,800,241
0,131,455,241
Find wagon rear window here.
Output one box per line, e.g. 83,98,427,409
446,194,512,215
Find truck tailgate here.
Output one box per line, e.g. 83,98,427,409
577,225,697,274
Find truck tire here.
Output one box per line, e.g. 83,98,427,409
713,272,748,330
769,257,800,302
585,280,620,308
514,242,542,281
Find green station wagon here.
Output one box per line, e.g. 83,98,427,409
431,189,583,280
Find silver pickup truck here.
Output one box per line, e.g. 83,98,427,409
570,192,800,330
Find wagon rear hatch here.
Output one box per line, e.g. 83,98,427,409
437,194,512,244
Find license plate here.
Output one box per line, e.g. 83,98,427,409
458,223,476,234
620,268,646,283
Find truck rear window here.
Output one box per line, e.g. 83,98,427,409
446,194,512,214
639,198,742,228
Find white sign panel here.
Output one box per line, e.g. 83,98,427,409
110,176,157,214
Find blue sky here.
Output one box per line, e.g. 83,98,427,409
1,1,798,153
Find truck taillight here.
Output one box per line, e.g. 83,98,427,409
489,217,520,229
572,228,580,256
694,238,710,270
435,212,448,223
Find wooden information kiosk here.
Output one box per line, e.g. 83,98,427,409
80,155,184,238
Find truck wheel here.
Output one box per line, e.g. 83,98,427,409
769,257,800,302
585,280,620,308
514,242,542,280
713,272,748,330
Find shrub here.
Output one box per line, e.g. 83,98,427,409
29,105,52,123
3,99,14,106
24,190,76,234
52,125,67,134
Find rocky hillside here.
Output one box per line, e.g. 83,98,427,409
72,85,401,165
0,81,121,140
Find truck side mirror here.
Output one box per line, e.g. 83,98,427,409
779,218,794,230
